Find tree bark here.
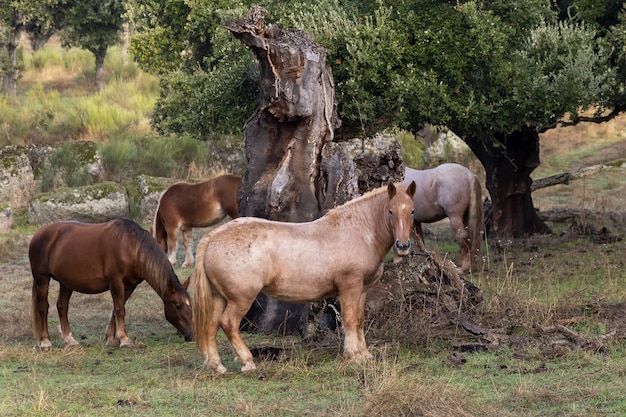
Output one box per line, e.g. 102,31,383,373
531,163,611,191
225,7,348,334
1,10,23,97
463,126,551,238
94,51,106,92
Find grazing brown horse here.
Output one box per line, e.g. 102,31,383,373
403,163,483,272
193,181,416,373
29,218,193,350
152,174,241,267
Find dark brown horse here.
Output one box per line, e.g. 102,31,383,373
29,218,193,350
403,163,483,272
152,174,241,267
193,182,416,373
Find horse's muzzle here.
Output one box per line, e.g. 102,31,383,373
181,331,193,342
394,239,411,256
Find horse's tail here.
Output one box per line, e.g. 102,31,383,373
192,235,213,356
153,196,168,252
468,174,484,271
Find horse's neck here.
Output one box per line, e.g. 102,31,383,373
141,263,175,297
332,193,393,251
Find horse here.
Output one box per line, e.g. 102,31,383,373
192,181,417,373
29,218,194,350
402,163,483,273
152,174,242,267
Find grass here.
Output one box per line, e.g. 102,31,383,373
2,220,626,416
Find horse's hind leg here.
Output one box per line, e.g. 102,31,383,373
450,216,470,273
57,285,80,348
220,300,256,372
181,227,194,267
31,275,52,350
202,293,228,374
166,224,180,266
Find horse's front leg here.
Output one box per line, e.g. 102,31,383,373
450,217,470,273
57,285,80,348
108,282,133,347
181,227,194,268
338,283,372,362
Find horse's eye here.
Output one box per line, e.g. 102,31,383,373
388,209,393,216
411,209,415,215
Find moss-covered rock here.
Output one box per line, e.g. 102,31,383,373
125,175,178,225
28,182,129,225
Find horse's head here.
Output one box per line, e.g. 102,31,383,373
387,181,416,260
163,277,193,342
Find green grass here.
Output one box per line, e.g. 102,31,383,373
2,229,626,416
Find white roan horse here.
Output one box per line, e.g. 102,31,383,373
192,181,416,373
403,163,483,272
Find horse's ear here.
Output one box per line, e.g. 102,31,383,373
387,182,397,198
181,276,191,290
406,180,417,197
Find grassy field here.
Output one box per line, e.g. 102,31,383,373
2,38,626,417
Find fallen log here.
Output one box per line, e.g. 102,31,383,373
531,163,611,191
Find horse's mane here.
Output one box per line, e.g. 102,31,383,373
319,184,395,229
108,218,178,294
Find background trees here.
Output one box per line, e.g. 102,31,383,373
135,0,624,238
4,0,626,238
56,0,125,92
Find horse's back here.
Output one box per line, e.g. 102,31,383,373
157,174,241,225
29,220,139,290
403,164,475,222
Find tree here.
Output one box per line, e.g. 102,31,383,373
0,3,24,96
282,0,617,238
57,0,125,91
142,0,623,239
223,7,354,333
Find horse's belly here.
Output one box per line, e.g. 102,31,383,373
264,278,336,303
49,260,110,293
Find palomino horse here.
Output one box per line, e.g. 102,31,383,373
29,218,193,350
193,181,416,373
402,163,483,272
152,174,241,267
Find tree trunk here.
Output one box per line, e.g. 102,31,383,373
95,51,106,92
464,126,551,238
120,22,130,66
1,10,23,97
225,7,348,334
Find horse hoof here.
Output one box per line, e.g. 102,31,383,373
240,362,257,373
207,361,228,374
38,342,52,352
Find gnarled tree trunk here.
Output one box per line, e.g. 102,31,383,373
225,7,351,334
464,126,551,238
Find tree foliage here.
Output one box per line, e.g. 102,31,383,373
141,0,622,140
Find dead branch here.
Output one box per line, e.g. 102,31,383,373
531,163,611,192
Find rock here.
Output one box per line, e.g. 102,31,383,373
28,182,129,225
0,145,45,209
125,175,178,225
